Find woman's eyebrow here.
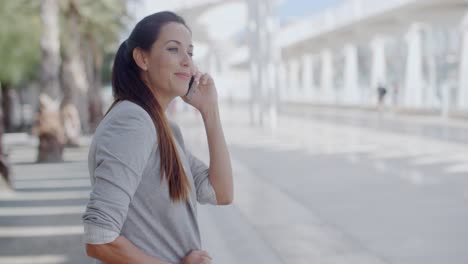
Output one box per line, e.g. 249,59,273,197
165,40,193,48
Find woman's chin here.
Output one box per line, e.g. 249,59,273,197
177,86,190,97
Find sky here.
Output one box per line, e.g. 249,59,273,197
128,0,345,43
131,0,344,24
277,0,344,22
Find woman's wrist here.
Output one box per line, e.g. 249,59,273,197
200,104,219,119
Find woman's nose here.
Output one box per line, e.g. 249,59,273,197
181,53,191,67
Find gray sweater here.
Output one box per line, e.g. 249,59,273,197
82,100,217,264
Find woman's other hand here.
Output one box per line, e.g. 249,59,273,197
180,250,212,264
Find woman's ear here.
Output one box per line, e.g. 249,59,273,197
133,48,148,71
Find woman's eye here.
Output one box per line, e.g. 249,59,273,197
169,47,193,58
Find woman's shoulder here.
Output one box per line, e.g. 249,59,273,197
111,100,151,118
102,101,151,124
96,100,155,136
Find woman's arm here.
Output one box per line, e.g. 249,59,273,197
182,71,233,205
86,236,170,264
87,236,212,264
201,106,233,205
83,104,162,262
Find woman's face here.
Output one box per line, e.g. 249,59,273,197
142,22,194,101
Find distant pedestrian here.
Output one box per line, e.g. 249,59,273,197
377,83,387,110
82,11,233,264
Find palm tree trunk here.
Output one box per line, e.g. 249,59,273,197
88,72,103,133
61,0,87,144
86,33,104,133
0,82,10,185
1,82,12,133
37,0,64,163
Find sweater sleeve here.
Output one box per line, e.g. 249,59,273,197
169,122,217,205
82,104,156,244
187,151,217,205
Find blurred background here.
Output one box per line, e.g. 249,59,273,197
0,0,467,263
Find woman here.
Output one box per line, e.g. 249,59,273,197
82,11,233,264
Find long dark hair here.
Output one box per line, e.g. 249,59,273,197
109,11,191,202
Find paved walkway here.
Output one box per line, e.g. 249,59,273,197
281,104,468,144
0,103,466,263
176,104,468,264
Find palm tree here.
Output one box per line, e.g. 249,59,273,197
57,0,130,134
37,0,65,162
0,0,41,177
0,0,129,166
60,0,88,146
37,0,129,160
78,0,130,132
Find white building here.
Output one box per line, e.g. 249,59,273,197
140,0,468,119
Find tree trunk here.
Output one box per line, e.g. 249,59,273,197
61,56,83,147
0,82,11,186
88,77,103,133
37,0,64,163
1,83,12,133
86,33,104,133
61,0,87,144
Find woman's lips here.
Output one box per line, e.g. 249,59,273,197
174,73,191,80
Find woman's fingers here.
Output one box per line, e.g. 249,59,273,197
197,250,212,259
192,250,212,263
194,70,203,85
181,250,212,264
192,250,212,260
199,74,208,86
201,73,213,86
191,64,211,87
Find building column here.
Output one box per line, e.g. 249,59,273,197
289,59,300,101
301,54,314,100
247,0,260,125
371,37,387,105
320,49,334,103
247,0,279,128
310,56,318,101
278,61,287,100
344,44,359,105
266,59,278,131
422,27,438,109
459,14,468,111
404,24,424,108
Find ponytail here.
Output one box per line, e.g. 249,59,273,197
109,24,191,202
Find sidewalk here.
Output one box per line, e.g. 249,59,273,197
0,107,392,263
2,102,464,263
0,132,286,263
174,108,390,264
279,103,468,144
281,102,468,128
175,103,468,264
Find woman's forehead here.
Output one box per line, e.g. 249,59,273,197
158,22,192,47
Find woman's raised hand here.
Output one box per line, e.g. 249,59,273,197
182,69,218,115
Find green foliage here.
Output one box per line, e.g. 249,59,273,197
79,0,133,83
0,0,41,86
79,0,131,46
61,0,132,84
0,0,132,87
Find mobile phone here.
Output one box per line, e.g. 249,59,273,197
185,76,196,100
